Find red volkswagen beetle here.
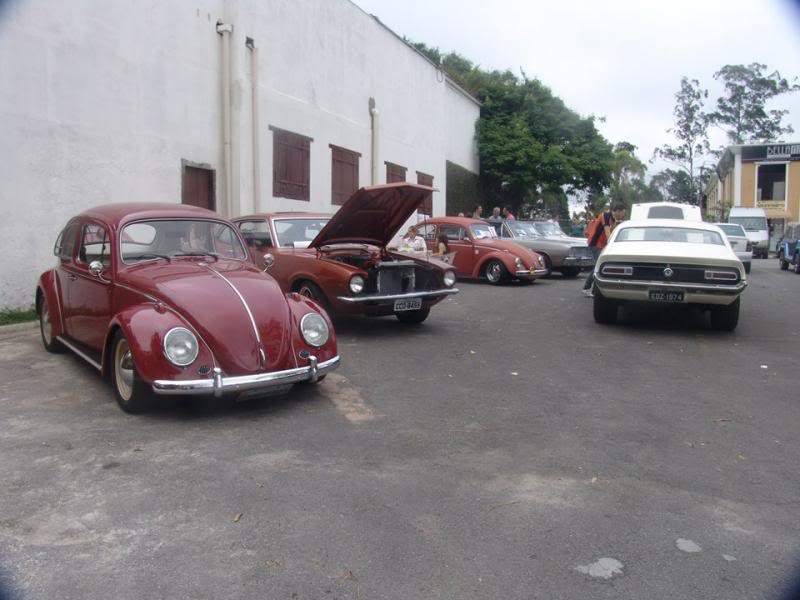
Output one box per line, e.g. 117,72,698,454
416,217,549,284
36,203,339,413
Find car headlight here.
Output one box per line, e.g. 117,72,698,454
443,270,456,287
300,312,329,347
163,327,199,366
515,257,523,269
349,275,365,294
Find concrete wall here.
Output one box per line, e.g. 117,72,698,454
0,0,479,310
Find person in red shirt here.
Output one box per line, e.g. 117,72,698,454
502,206,516,221
582,202,626,297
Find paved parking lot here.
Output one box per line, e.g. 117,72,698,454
1,260,799,600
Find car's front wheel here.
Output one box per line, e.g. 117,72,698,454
395,307,430,324
779,251,789,270
111,330,152,414
794,258,800,275
484,260,509,285
296,280,329,310
560,267,580,278
710,298,740,332
38,296,64,353
593,290,618,325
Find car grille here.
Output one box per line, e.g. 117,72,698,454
602,262,741,285
375,260,416,294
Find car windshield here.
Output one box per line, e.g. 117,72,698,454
616,226,725,245
507,221,544,238
729,217,767,232
273,218,330,247
534,222,567,237
718,224,746,237
470,223,497,239
120,220,247,263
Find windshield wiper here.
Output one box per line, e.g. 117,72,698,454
172,251,220,260
126,253,171,262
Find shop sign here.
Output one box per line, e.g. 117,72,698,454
742,144,800,161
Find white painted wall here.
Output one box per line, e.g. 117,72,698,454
0,0,479,310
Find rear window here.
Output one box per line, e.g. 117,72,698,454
729,217,767,232
648,206,684,219
718,224,746,237
616,227,724,245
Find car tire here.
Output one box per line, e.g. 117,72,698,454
541,254,552,277
484,260,509,285
110,330,152,414
710,298,740,332
38,296,64,353
593,290,617,325
744,262,751,274
395,307,430,324
778,251,789,270
794,259,800,275
296,280,329,309
560,267,580,278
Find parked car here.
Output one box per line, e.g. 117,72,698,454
729,207,769,258
415,217,548,284
592,219,747,331
530,220,587,245
36,203,339,413
497,220,594,277
233,183,458,324
777,223,800,271
629,202,703,221
715,223,753,273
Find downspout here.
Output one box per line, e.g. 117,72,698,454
369,97,379,185
217,22,233,216
246,37,261,213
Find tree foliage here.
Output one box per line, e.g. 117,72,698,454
708,63,800,144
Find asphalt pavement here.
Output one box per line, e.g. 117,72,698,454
1,259,799,600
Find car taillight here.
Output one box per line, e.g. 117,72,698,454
704,269,738,281
601,265,633,276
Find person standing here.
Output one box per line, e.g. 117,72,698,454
487,206,503,234
502,206,516,221
471,205,483,219
582,202,626,297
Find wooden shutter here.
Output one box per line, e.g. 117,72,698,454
330,145,360,205
385,162,407,183
271,126,312,201
416,171,434,216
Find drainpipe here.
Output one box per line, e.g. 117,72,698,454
246,37,261,213
369,97,379,185
217,21,233,216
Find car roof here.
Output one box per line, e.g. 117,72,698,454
234,212,332,220
79,203,223,227
420,217,487,226
619,219,721,232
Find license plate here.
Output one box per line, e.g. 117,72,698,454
394,298,422,311
649,290,684,303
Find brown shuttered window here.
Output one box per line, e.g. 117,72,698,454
385,162,407,183
270,126,312,201
416,171,434,216
330,145,361,206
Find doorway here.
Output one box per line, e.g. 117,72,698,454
182,161,216,211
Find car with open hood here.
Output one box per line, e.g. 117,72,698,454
36,203,339,413
496,220,594,277
415,217,548,284
233,183,458,324
592,219,747,331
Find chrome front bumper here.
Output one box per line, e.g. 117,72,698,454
562,256,595,266
337,288,459,303
152,355,340,397
515,269,549,277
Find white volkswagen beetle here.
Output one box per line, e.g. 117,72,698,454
592,219,747,331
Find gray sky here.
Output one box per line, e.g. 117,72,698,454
354,0,800,176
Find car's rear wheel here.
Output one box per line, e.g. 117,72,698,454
484,260,509,285
39,296,64,353
593,290,618,325
560,267,580,278
710,298,740,332
111,330,152,414
396,307,430,324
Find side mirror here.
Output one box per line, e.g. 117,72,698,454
263,253,275,271
89,261,104,277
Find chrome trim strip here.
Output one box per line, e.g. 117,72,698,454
515,269,549,276
336,288,459,303
115,282,159,303
594,275,747,294
201,263,263,356
52,269,64,331
56,336,102,371
152,355,340,396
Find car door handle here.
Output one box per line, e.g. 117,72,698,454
66,273,77,281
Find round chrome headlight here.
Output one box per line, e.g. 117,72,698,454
300,312,330,347
349,275,365,294
515,257,524,269
443,270,456,287
163,327,199,366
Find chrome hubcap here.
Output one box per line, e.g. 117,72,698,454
41,302,52,345
299,286,314,299
115,339,134,401
487,263,501,282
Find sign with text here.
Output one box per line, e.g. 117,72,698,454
742,144,800,162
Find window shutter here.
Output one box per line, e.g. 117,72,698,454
271,126,312,201
416,171,434,215
331,145,360,205
385,162,407,183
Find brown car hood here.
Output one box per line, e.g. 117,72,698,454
309,183,435,248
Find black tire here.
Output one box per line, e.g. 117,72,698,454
794,258,800,275
744,262,751,274
541,254,553,278
710,298,740,332
296,280,329,310
484,259,509,285
38,296,64,353
560,267,581,278
593,290,618,325
110,330,152,414
778,251,789,270
395,307,431,324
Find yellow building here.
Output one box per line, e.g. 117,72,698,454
706,143,800,250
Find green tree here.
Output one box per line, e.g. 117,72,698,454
653,77,709,205
649,169,694,203
708,63,800,144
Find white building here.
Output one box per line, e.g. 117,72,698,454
0,0,480,310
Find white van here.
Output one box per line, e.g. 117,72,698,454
728,207,769,258
629,202,702,221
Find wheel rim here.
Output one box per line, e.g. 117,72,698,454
299,285,316,300
40,301,52,345
114,339,135,402
486,262,502,283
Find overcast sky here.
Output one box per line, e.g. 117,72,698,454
354,0,800,176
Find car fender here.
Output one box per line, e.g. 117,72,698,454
36,270,65,337
285,292,338,364
103,304,215,384
473,251,517,278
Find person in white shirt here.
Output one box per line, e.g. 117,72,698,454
400,225,426,253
